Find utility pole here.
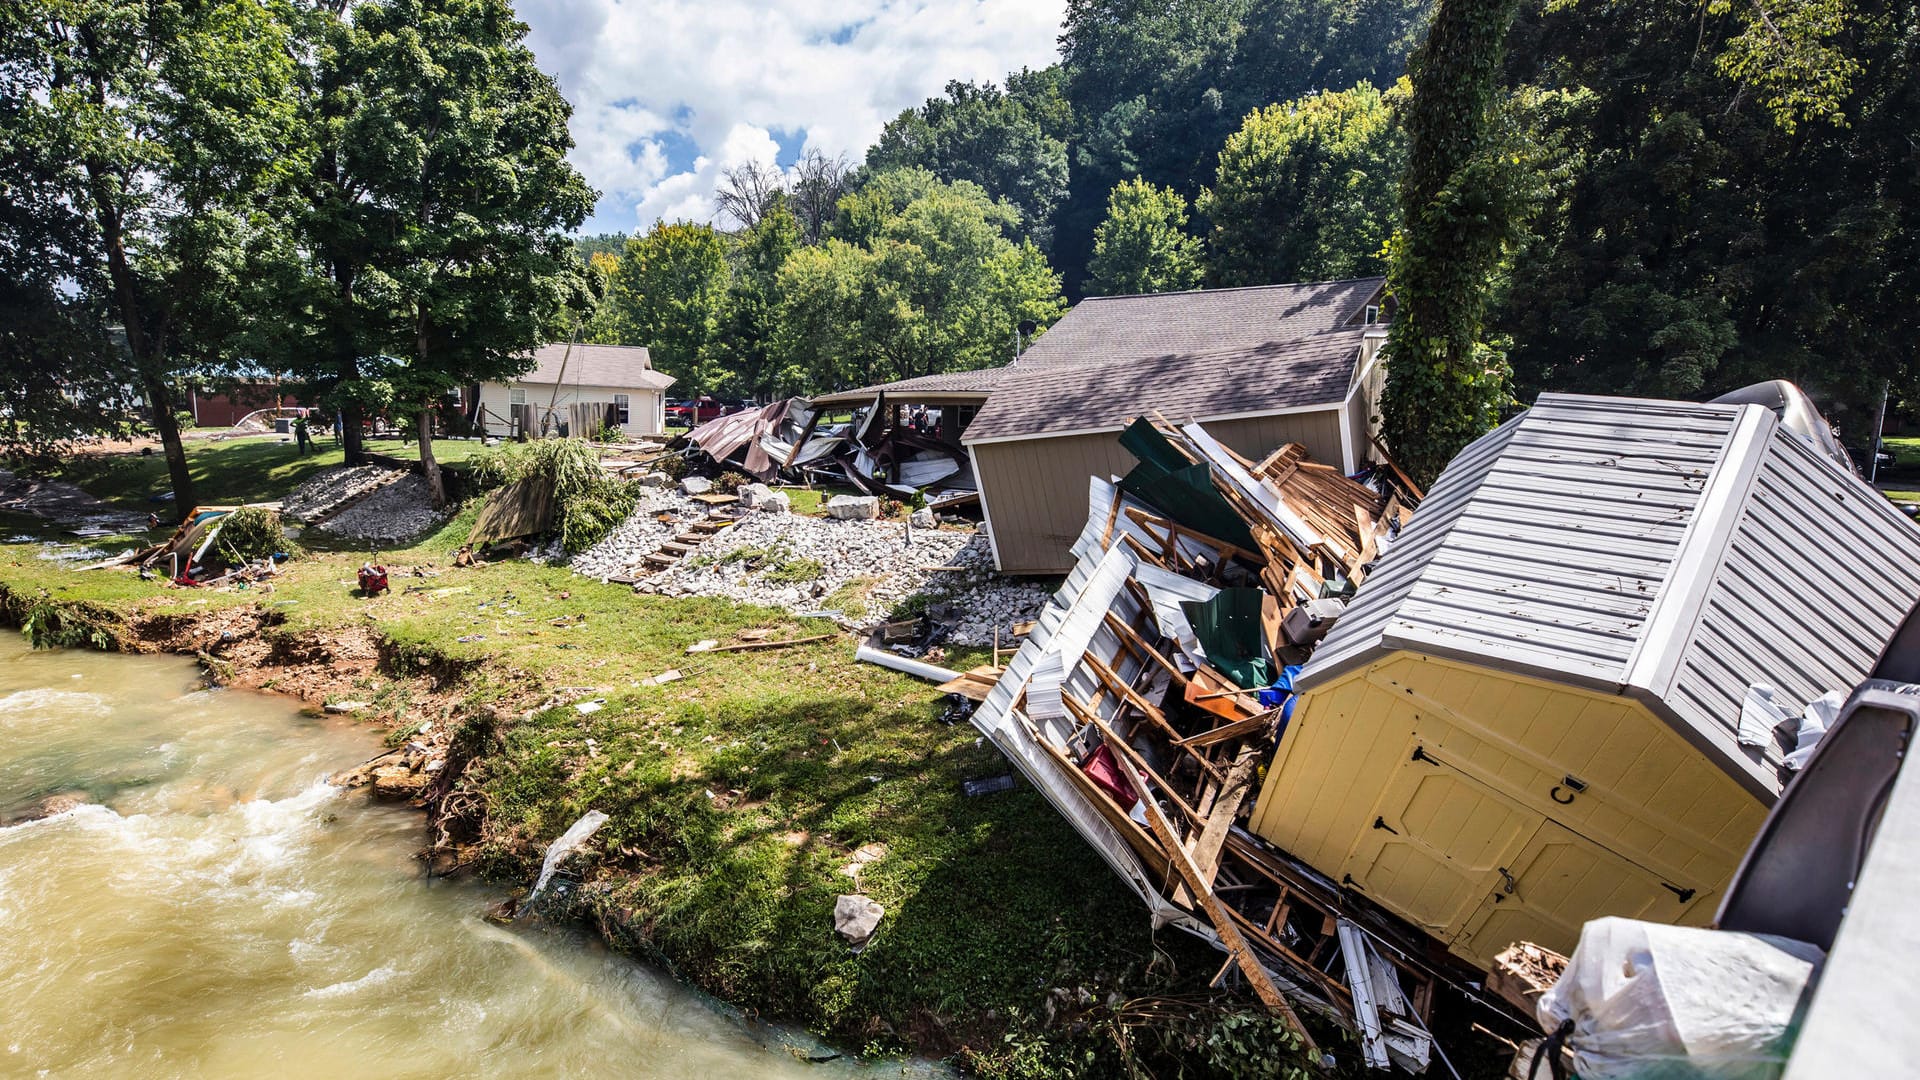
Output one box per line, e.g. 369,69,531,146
1871,379,1891,484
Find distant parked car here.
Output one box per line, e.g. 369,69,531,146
666,396,748,427
1846,442,1896,475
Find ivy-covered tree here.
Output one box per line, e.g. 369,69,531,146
599,221,730,393
1202,82,1408,286
1087,179,1203,295
1381,0,1532,484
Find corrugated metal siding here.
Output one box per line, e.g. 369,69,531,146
976,411,1346,573
1662,429,1920,771
1301,416,1523,690
1303,395,1742,691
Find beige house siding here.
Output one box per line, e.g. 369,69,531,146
476,380,667,438
974,407,1347,574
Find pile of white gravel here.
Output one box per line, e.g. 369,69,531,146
280,465,404,523
568,492,1053,635
315,474,450,543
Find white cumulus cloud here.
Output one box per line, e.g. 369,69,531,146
515,0,1069,234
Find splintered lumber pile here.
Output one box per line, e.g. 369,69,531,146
969,416,1440,1063
1488,943,1568,1018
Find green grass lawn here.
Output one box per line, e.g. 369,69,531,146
0,469,1266,1077
52,436,491,512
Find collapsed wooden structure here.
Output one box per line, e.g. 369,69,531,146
971,416,1464,1069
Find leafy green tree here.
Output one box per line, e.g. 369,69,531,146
1088,179,1203,295
1381,0,1531,485
1494,0,1918,432
1202,82,1407,285
15,0,299,509
773,170,1065,394
702,199,801,400
0,9,130,461
599,221,730,393
1053,0,1431,292
323,0,594,504
866,68,1073,251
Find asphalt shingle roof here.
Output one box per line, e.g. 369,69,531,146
808,366,1008,406
960,278,1383,443
1011,278,1383,370
963,329,1367,443
515,343,674,391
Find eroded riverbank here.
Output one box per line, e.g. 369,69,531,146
0,637,929,1078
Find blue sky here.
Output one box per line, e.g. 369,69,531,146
514,0,1069,236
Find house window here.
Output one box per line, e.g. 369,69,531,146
509,387,527,406
1364,305,1381,326
612,394,630,424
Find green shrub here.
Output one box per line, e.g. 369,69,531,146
217,507,287,563
466,438,636,554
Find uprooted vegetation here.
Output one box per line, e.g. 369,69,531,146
467,437,636,552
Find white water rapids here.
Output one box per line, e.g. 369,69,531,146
0,636,923,1078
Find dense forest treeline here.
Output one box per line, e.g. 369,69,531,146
581,0,1914,466
6,0,1915,498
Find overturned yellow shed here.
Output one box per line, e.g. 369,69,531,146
1250,393,1920,968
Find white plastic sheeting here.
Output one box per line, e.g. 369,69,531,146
1538,917,1823,1080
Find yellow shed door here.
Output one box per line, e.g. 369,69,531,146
1454,820,1707,963
1343,751,1544,938
1348,742,1710,966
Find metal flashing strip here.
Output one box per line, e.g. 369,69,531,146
1623,403,1776,702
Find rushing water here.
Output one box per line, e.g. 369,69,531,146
0,637,908,1079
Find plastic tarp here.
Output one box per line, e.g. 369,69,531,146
1538,917,1824,1080
1180,587,1276,690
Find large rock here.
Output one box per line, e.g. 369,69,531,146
825,495,880,521
833,893,885,951
909,507,936,529
759,491,791,515
679,476,713,496
738,483,774,509
634,471,670,488
371,764,429,798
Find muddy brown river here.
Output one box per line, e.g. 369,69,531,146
0,636,918,1078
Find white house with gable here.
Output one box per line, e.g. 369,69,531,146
475,343,675,438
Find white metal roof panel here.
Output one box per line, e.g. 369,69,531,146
1303,390,1920,800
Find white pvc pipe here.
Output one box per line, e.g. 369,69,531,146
854,644,961,684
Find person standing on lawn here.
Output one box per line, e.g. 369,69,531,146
292,414,312,455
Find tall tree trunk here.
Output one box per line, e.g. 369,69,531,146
416,403,444,507
333,270,365,464
83,161,195,513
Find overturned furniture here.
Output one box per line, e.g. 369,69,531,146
972,417,1446,1068
1250,392,1920,972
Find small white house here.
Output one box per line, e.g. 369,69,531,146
475,343,675,438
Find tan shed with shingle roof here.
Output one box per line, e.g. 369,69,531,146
962,279,1390,574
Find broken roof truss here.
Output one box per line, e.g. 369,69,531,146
971,417,1468,1069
